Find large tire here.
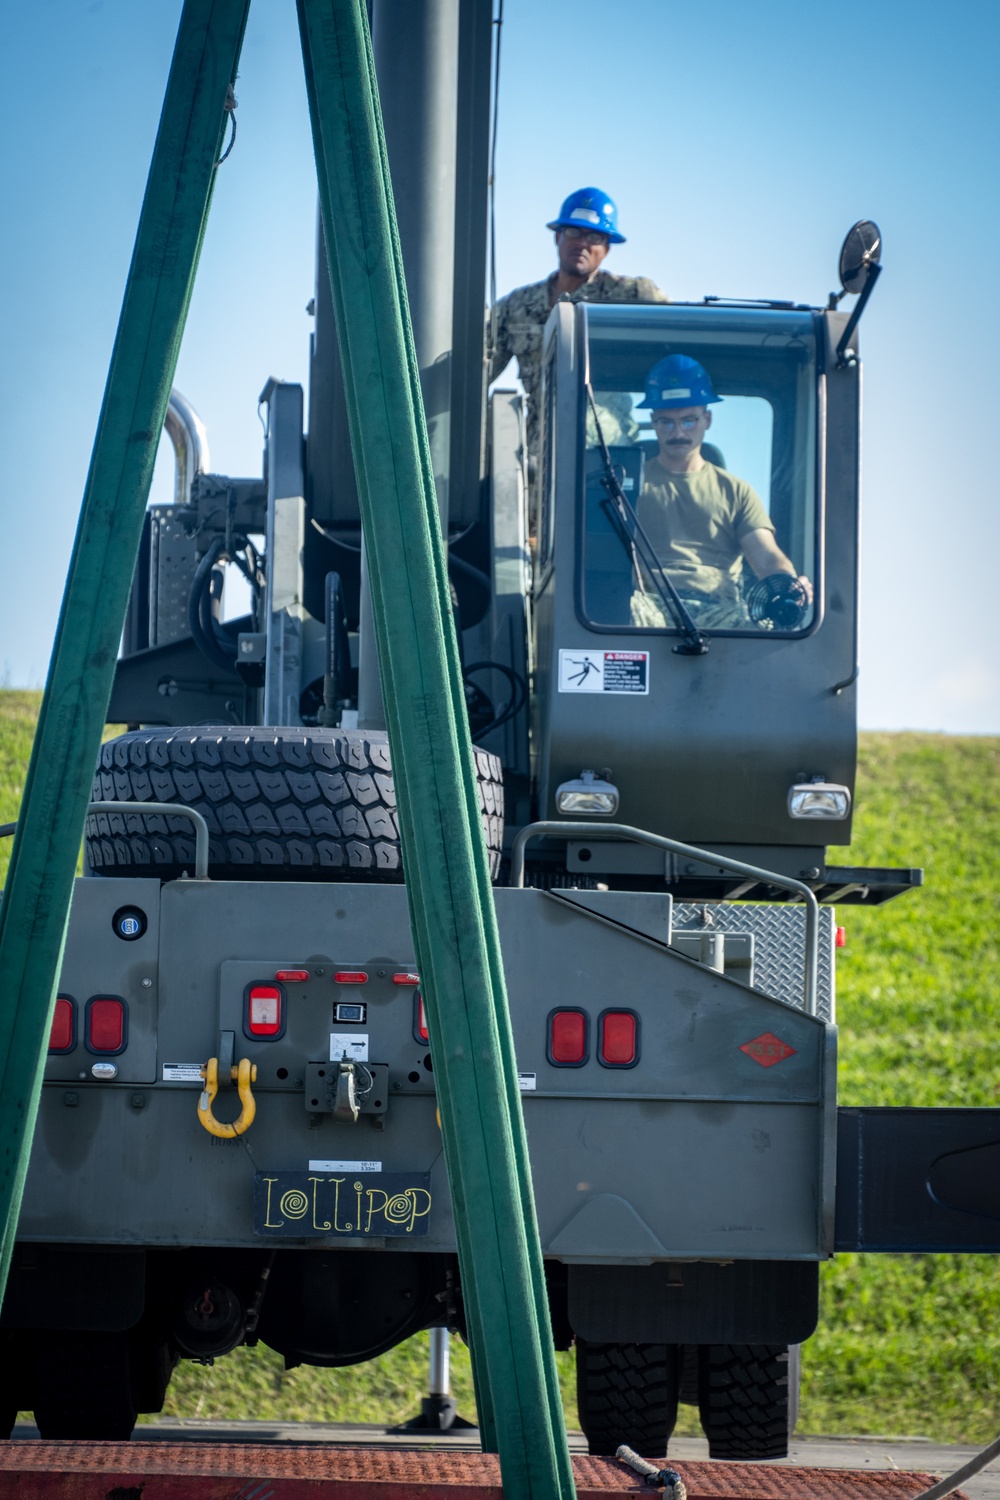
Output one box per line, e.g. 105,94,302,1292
576,1340,680,1457
32,1330,137,1440
87,726,504,882
0,1331,24,1438
697,1343,798,1461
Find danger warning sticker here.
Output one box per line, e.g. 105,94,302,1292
558,650,649,695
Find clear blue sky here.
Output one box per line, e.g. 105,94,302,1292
1,0,998,731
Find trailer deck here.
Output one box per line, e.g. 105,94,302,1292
0,1439,976,1500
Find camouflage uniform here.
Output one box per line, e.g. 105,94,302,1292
488,270,667,454
630,587,752,632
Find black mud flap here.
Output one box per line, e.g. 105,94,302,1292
568,1261,818,1346
0,1246,145,1331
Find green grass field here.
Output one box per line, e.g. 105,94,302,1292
1,694,998,1439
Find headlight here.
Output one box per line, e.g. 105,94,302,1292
788,782,851,820
556,770,619,817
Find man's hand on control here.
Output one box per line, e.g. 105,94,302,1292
742,528,812,604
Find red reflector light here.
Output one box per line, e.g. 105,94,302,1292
393,972,420,985
334,971,368,984
549,1009,588,1066
414,992,429,1044
86,997,126,1054
49,996,76,1054
275,969,309,982
246,984,283,1038
835,925,847,948
599,1009,638,1068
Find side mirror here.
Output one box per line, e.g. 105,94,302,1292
834,220,883,368
838,220,882,296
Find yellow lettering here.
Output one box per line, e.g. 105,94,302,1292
406,1188,432,1232
310,1177,332,1232
331,1177,349,1231
365,1188,389,1233
262,1177,283,1229
279,1188,309,1221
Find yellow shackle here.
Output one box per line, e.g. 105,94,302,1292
197,1056,258,1138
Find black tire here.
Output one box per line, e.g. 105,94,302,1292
87,726,504,882
32,1330,137,1440
131,1329,177,1416
697,1343,797,1461
677,1342,699,1405
576,1340,680,1457
0,1331,24,1437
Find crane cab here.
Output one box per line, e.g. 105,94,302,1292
524,297,872,897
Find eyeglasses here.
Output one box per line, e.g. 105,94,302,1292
651,415,700,432
560,227,609,245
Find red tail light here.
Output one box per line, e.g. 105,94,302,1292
393,972,420,985
85,996,127,1055
49,995,76,1054
598,1009,639,1068
276,969,309,982
548,1009,588,1067
244,982,285,1040
414,991,429,1044
334,971,368,984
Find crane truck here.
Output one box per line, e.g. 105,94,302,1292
3,0,996,1463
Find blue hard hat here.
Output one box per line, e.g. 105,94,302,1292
638,354,722,409
546,187,625,244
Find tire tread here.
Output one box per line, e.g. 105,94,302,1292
576,1339,679,1456
697,1343,792,1461
87,726,504,882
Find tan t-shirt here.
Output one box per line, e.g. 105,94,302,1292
636,458,773,604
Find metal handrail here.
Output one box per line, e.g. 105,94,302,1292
510,820,819,1017
88,801,210,880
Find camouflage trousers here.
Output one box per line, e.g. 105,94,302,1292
630,587,751,632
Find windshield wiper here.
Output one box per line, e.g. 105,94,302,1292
586,385,708,656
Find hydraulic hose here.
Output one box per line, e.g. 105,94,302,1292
463,660,528,735
187,535,238,673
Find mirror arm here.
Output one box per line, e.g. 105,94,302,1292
835,261,882,368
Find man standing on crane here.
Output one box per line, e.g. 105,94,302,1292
489,187,667,456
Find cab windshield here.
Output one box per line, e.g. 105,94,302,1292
581,305,819,637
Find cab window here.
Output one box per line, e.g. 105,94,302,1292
581,306,818,637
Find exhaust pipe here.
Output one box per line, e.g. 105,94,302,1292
164,387,211,506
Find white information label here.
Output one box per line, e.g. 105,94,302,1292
309,1160,382,1173
518,1072,537,1091
161,1064,204,1083
330,1032,369,1062
558,649,649,695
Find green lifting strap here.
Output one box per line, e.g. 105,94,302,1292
297,4,574,1497
0,0,250,1294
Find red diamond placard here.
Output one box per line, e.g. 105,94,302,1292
739,1031,796,1068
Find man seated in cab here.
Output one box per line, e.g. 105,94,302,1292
632,354,813,630
489,187,667,458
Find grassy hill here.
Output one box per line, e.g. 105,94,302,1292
1,692,998,1439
